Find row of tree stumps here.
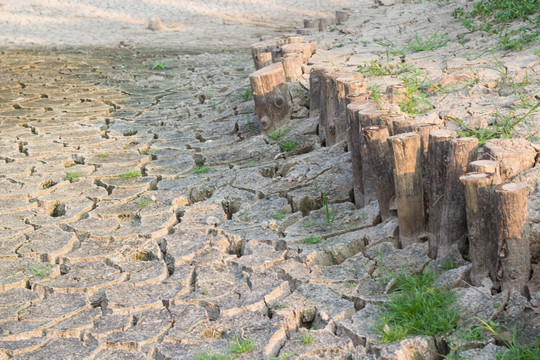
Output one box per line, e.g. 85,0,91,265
247,39,534,297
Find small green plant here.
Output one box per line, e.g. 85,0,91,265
270,302,287,309
357,49,412,76
193,165,211,174
145,149,155,155
376,271,458,343
239,88,253,101
300,330,314,345
273,211,287,220
448,101,540,145
64,171,83,180
229,337,254,354
441,257,457,270
304,235,323,244
452,0,540,50
204,90,222,109
138,198,151,207
121,169,141,179
238,210,250,223
345,280,356,288
303,221,315,228
322,191,336,226
97,153,108,158
29,264,51,279
268,128,287,141
247,161,256,168
476,319,540,360
279,140,297,152
152,61,165,70
195,352,231,360
296,89,310,108
399,32,448,53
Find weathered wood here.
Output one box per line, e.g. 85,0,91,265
347,101,383,207
438,137,479,258
495,182,530,296
393,119,417,135
309,66,326,118
249,63,292,135
388,132,425,248
281,54,303,82
280,43,314,63
277,36,304,46
318,68,337,145
469,160,501,184
251,40,277,69
321,71,364,146
427,129,457,258
363,125,396,220
460,172,498,286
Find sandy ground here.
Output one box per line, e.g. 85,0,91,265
0,0,360,50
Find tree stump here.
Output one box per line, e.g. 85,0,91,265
427,129,457,258
347,101,383,207
309,66,326,118
251,40,277,69
280,43,314,63
469,160,501,184
281,54,303,82
438,137,478,258
363,125,395,220
392,119,417,135
388,132,425,248
249,63,292,135
495,182,531,296
461,172,498,285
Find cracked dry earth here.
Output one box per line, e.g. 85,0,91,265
1,1,540,360
0,47,386,359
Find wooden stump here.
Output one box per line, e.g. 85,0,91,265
461,172,498,285
347,101,383,207
392,119,417,135
495,182,531,296
281,43,314,63
322,70,363,146
249,63,292,135
309,66,326,119
251,40,277,69
427,129,457,258
363,125,396,220
281,54,303,82
388,132,425,248
438,137,478,258
335,10,349,24
469,160,501,184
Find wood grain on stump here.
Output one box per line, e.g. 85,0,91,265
249,63,291,135
438,137,478,258
461,172,498,285
388,132,425,248
427,129,457,258
495,182,531,296
363,125,395,220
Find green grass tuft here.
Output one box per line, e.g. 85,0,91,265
279,140,297,152
121,169,141,179
229,337,254,354
268,128,287,141
304,235,323,244
152,61,165,70
193,165,211,174
65,171,83,180
376,271,458,343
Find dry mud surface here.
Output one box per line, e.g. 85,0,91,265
0,0,540,359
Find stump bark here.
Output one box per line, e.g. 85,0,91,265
388,132,425,248
469,160,501,184
281,54,303,82
495,182,531,296
249,63,292,135
347,101,383,207
251,40,277,69
460,172,498,285
426,129,457,258
363,125,395,220
438,137,478,258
